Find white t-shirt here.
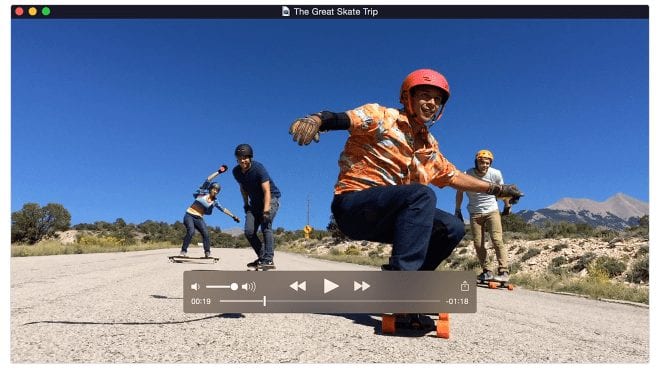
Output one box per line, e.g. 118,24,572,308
464,167,503,215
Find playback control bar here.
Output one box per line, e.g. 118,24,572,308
183,271,476,313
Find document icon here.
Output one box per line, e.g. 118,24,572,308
282,6,290,17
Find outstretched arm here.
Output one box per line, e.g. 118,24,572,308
206,164,229,182
215,203,240,223
451,172,523,202
289,111,351,145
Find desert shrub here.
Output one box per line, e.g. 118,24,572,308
552,243,568,252
521,248,541,261
626,255,649,283
345,245,360,255
77,234,126,247
548,256,568,275
592,256,627,278
508,262,522,275
572,252,597,272
461,256,481,271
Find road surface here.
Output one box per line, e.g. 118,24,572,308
11,248,649,363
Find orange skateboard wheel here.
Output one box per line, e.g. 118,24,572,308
438,313,449,321
436,318,450,339
382,315,396,334
507,284,514,291
488,282,498,289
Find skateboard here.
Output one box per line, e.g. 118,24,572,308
381,313,450,339
246,264,276,271
168,255,219,263
477,278,514,290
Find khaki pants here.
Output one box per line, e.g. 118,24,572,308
470,210,508,272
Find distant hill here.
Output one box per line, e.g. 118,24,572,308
222,227,244,237
517,193,648,230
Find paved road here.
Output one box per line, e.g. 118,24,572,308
11,248,649,363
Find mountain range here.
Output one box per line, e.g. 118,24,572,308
516,193,648,230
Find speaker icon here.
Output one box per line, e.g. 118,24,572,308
190,283,200,291
241,282,256,292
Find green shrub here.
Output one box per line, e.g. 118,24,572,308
552,243,568,252
521,248,541,261
572,252,596,272
636,244,649,257
508,262,522,275
549,256,568,275
461,256,481,271
345,245,360,255
592,256,627,278
626,255,649,283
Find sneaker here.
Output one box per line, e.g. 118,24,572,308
380,263,401,271
247,259,261,268
260,260,275,269
477,269,494,282
493,271,510,283
179,250,188,257
204,251,211,258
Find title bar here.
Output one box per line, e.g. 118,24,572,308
10,5,649,19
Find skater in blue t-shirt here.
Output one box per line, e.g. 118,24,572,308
232,144,281,270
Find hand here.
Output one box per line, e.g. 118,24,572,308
454,209,464,221
232,216,240,223
289,116,321,145
218,164,228,173
487,183,524,203
262,211,271,224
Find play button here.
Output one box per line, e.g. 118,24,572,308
323,279,339,294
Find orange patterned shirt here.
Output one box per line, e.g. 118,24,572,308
334,103,458,194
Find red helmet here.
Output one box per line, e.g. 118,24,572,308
399,69,450,122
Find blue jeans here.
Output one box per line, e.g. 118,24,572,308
182,213,210,253
244,198,279,261
331,184,464,271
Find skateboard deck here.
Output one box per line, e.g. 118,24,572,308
168,255,219,263
477,279,514,290
381,313,450,339
246,265,276,271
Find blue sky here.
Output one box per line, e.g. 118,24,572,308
10,16,648,231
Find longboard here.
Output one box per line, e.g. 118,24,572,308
381,313,450,339
168,255,219,263
477,279,514,290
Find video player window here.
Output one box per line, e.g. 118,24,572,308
9,3,649,365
